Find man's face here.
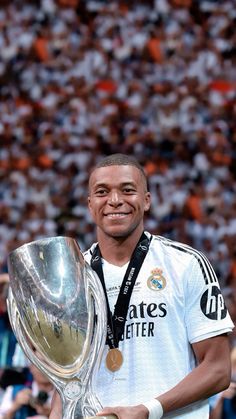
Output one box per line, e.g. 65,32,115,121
88,165,151,239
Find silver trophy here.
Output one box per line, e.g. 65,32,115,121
7,236,116,419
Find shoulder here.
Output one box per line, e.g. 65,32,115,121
150,233,198,257
150,233,213,271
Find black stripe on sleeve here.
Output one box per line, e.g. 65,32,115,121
156,236,218,286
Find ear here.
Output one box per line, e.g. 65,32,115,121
87,196,92,213
87,197,96,221
144,192,151,212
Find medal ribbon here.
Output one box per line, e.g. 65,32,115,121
90,232,151,349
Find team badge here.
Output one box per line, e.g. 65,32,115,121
147,268,166,291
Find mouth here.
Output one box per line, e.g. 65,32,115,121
104,213,130,219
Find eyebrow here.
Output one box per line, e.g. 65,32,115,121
92,181,137,189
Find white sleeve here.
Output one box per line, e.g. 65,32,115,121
0,386,13,416
184,253,234,343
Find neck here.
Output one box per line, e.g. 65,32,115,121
96,228,145,266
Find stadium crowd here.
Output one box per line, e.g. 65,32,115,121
0,0,236,404
1,0,236,285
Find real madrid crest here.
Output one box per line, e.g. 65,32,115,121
147,268,166,291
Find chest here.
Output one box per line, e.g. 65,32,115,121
102,251,187,323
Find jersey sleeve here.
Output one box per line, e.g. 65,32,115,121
184,250,234,344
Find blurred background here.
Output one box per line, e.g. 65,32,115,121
0,0,236,413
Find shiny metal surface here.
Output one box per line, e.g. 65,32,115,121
7,236,116,419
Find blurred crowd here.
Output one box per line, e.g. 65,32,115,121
0,0,235,290
0,0,236,415
0,0,236,290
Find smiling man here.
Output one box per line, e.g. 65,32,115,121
87,157,151,265
50,153,234,419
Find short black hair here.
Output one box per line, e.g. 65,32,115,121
91,153,148,191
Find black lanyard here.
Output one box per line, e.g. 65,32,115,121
90,232,151,349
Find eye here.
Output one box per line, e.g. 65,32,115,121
123,187,136,194
94,188,108,196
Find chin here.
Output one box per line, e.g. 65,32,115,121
109,232,128,238
105,228,130,238
110,228,139,239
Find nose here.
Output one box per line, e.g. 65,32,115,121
107,190,123,207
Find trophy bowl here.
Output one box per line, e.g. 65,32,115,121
7,236,116,419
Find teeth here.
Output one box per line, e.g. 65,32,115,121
106,213,126,218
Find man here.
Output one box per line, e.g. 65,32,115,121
0,358,54,419
50,153,234,418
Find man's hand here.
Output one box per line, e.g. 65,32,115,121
220,381,236,400
34,402,51,416
96,404,149,419
49,392,149,419
14,388,32,409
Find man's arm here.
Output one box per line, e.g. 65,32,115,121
97,334,231,419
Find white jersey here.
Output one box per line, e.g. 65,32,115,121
84,232,234,418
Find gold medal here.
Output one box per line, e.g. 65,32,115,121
106,348,123,372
